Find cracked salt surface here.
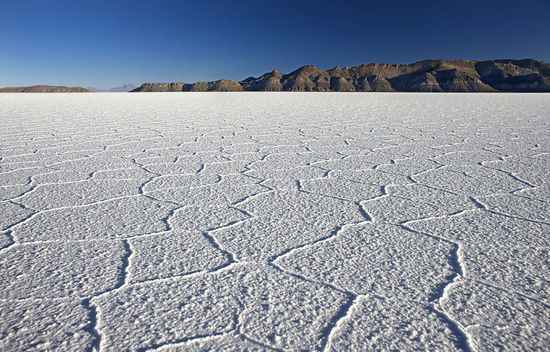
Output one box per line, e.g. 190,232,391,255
0,92,549,351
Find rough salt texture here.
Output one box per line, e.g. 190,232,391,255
0,92,549,352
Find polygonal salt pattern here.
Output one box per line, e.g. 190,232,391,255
12,196,177,242
413,165,527,196
361,184,474,224
0,241,126,299
128,231,229,283
277,223,453,302
326,296,461,352
442,280,550,351
408,211,550,302
147,174,267,209
375,158,441,176
480,193,550,223
214,189,365,261
300,176,383,201
483,154,550,186
0,93,549,351
94,263,348,351
17,179,142,210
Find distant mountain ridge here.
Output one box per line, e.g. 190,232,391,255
0,85,89,93
106,84,138,92
132,59,550,93
85,84,138,92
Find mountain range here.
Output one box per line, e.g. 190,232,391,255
132,59,550,93
1,59,548,93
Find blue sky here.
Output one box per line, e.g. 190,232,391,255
1,0,549,89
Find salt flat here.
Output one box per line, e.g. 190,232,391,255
0,92,549,351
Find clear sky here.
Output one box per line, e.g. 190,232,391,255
1,0,549,89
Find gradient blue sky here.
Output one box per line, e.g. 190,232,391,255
1,0,549,89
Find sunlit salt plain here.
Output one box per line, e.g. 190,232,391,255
0,92,549,352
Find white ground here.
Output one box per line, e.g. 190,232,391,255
0,92,549,352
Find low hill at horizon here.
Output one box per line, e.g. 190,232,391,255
0,85,89,93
